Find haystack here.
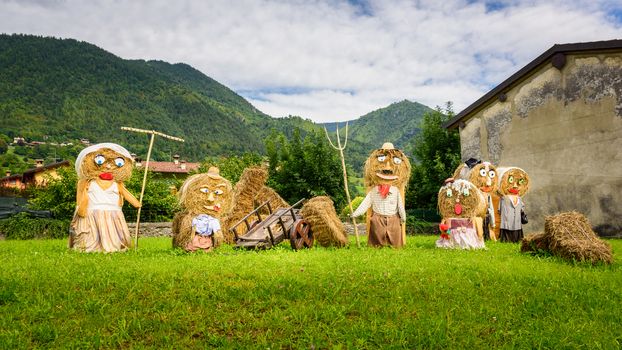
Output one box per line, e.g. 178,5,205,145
300,196,348,247
521,212,612,264
520,231,549,253
545,211,613,264
222,167,289,243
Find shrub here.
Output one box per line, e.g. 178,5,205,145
0,212,70,239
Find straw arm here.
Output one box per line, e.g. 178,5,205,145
121,126,185,142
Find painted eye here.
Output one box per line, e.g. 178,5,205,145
377,155,386,162
114,157,125,167
93,155,105,165
489,170,496,178
508,175,514,183
463,188,470,196
518,178,525,185
200,188,210,193
479,169,487,177
446,189,453,198
393,157,402,165
214,189,224,195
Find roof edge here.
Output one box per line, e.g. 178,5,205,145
444,39,622,129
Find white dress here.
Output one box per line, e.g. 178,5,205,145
70,181,132,252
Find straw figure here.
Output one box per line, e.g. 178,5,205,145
351,142,411,248
453,158,499,240
69,143,140,252
172,167,233,252
497,167,530,243
521,212,613,265
221,166,288,243
300,196,348,247
436,179,486,249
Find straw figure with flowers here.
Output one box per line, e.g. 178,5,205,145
69,143,141,252
436,179,486,249
172,167,233,252
453,158,499,240
351,142,410,248
496,167,530,243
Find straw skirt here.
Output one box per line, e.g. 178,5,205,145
70,209,132,252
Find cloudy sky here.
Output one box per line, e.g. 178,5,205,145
1,0,622,123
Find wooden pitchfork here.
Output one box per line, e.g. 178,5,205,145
324,122,361,248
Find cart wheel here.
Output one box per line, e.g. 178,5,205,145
289,219,313,250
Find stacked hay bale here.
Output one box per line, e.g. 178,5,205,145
521,211,613,264
222,166,288,243
300,196,348,247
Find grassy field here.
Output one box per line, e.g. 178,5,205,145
1,236,621,349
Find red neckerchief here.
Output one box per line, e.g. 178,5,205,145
377,184,391,198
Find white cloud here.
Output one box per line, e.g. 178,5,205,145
1,0,621,122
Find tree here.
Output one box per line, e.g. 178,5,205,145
200,152,263,184
266,128,346,208
406,102,461,209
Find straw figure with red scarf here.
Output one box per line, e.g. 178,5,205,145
351,142,411,248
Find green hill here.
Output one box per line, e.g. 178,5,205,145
0,34,433,173
324,100,434,171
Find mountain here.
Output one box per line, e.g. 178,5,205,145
0,34,433,173
0,34,318,161
323,100,434,170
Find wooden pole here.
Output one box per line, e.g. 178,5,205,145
121,127,184,250
325,123,361,248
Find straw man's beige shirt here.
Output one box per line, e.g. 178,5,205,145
352,185,406,222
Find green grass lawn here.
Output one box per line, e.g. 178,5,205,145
1,236,621,349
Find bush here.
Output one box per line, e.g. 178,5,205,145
0,212,70,239
340,196,365,219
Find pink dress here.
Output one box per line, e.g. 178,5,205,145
70,181,132,252
436,218,485,250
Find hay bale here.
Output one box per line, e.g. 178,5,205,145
254,186,289,214
300,196,348,248
437,180,484,220
545,211,613,264
520,232,549,253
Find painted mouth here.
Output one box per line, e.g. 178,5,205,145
480,186,492,192
203,204,221,212
454,203,463,215
99,172,113,180
509,188,519,195
376,171,398,180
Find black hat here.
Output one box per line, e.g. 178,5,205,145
465,158,481,169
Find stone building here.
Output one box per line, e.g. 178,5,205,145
444,39,622,237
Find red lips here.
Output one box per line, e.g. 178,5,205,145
509,188,519,195
99,172,113,180
454,203,463,215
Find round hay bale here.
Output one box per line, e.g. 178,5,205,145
545,211,613,264
300,196,348,248
497,167,529,197
363,145,411,189
520,232,549,253
437,180,484,220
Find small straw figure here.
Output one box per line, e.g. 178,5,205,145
497,167,530,243
436,179,486,250
69,143,140,252
172,167,233,252
453,158,499,240
351,142,411,248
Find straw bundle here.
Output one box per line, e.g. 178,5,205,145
254,186,289,214
497,167,530,197
300,196,348,247
520,231,549,253
437,180,484,219
545,211,613,264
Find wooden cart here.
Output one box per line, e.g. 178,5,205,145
229,199,313,250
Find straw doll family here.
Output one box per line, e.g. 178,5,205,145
67,142,529,253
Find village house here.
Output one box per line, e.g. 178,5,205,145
0,160,71,190
444,39,622,237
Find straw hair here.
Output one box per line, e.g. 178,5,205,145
521,212,613,264
363,147,411,189
300,196,348,247
497,167,530,196
77,147,133,181
437,180,484,219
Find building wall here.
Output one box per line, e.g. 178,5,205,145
459,52,622,236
